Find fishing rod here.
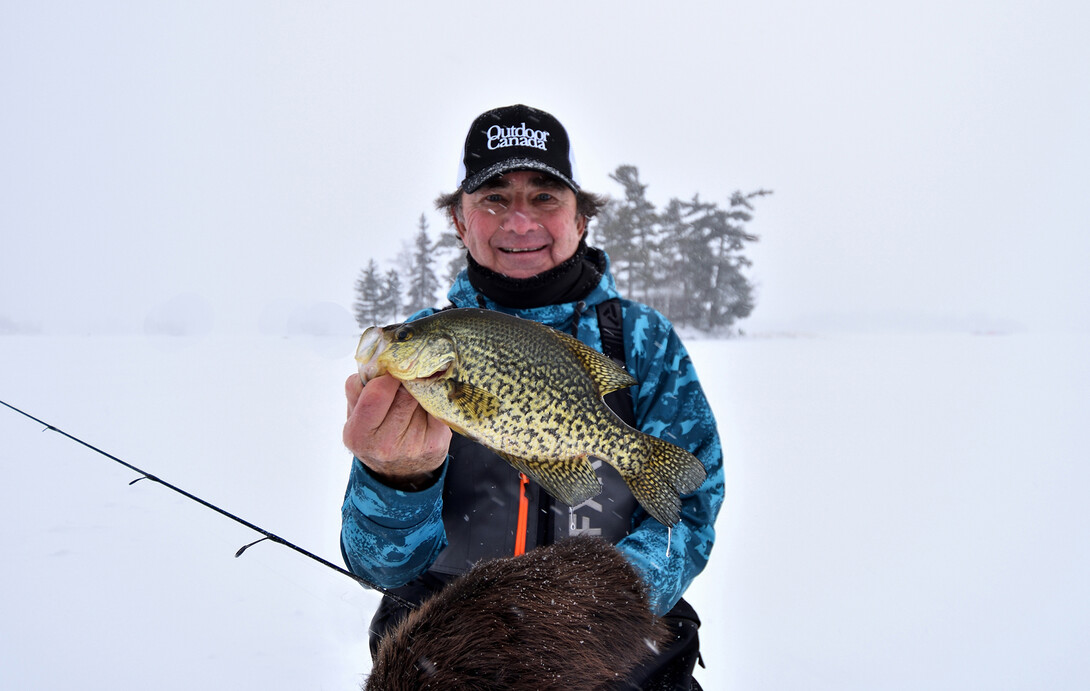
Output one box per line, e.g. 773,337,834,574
0,398,416,610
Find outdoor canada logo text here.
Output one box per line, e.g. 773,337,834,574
487,123,550,151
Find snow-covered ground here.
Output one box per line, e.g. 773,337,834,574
2,331,1087,689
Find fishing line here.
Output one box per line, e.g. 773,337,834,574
0,398,416,610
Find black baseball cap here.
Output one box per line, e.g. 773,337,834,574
456,104,580,194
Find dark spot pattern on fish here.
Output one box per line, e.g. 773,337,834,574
356,308,706,526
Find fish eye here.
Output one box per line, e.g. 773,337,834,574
394,327,413,342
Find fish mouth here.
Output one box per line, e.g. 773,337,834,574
355,327,387,384
392,359,454,383
418,363,454,382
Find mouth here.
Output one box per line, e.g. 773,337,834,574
355,327,387,384
498,245,547,254
420,363,454,382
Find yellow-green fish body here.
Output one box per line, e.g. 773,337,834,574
355,308,706,526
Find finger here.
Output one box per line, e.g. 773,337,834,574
353,374,401,417
423,412,454,457
344,375,402,447
345,373,364,416
381,384,426,433
401,398,453,451
391,404,451,472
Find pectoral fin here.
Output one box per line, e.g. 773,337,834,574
446,379,502,421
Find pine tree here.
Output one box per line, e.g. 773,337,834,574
353,259,386,327
438,231,467,287
665,191,763,331
615,166,662,305
676,195,723,328
707,190,767,328
405,214,443,314
654,198,688,321
380,269,404,323
594,165,660,301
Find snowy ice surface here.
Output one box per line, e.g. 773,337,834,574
2,331,1087,690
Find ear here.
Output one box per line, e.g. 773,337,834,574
452,209,468,241
576,214,587,237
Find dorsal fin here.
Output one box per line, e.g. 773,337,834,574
551,329,637,396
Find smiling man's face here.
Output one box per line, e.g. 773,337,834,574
454,170,586,279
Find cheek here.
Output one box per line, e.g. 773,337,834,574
460,229,490,257
460,211,499,245
550,216,584,250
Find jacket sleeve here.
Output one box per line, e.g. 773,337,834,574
340,457,449,589
614,304,725,615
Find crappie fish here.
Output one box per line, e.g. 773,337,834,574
354,307,706,527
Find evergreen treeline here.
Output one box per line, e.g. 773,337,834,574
352,214,442,326
595,165,769,332
352,166,768,333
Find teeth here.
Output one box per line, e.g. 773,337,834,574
501,246,545,254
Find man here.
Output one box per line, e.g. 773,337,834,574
341,104,724,690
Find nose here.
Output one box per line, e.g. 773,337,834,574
500,198,537,233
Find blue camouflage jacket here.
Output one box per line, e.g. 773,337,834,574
341,254,724,615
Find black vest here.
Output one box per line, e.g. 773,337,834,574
429,299,638,577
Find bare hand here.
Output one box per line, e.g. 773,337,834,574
343,373,451,490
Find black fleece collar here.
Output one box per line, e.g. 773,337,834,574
466,238,606,309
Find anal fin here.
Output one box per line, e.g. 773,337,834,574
495,450,602,508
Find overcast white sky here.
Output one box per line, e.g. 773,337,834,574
2,1,1087,336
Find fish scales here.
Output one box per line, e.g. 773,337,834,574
355,308,707,526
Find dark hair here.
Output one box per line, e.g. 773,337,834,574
434,186,608,226
364,536,668,691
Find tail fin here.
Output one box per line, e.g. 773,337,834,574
621,434,707,527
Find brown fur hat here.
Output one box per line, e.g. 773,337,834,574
364,536,670,690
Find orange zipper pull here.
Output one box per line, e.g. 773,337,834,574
514,472,530,556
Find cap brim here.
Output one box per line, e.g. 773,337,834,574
462,159,579,194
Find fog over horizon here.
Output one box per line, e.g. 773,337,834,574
2,2,1088,338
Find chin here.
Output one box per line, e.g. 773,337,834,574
495,259,554,279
